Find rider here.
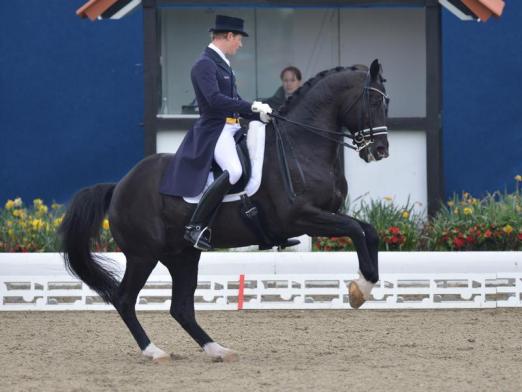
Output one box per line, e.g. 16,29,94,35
160,15,273,250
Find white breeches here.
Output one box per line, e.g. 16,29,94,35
214,123,242,185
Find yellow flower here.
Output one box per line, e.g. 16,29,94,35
463,207,473,215
33,198,43,208
383,196,393,202
5,200,15,210
102,218,110,231
471,198,479,206
53,217,63,227
51,202,61,210
37,205,48,215
13,197,22,207
402,211,410,219
7,229,14,237
453,208,459,214
503,225,513,234
31,219,44,231
515,175,522,182
447,200,455,207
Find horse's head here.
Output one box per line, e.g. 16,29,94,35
341,59,389,163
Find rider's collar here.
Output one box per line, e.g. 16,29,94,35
208,43,230,67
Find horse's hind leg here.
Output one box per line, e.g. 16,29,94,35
161,247,239,362
114,255,170,363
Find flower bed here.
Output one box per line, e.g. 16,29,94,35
1,177,521,252
314,177,522,252
0,198,117,252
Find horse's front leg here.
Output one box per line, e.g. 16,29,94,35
295,207,379,308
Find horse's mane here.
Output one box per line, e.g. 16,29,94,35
278,64,368,115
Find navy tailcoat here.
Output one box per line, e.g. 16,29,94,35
160,47,258,197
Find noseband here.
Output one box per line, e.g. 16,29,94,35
350,85,389,151
271,80,389,152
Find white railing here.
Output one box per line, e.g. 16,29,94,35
1,252,521,311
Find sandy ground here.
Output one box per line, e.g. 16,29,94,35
1,309,521,392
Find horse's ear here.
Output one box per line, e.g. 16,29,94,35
370,59,380,81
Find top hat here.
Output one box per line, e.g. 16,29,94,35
209,15,248,37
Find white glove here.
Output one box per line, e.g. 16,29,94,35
251,101,273,123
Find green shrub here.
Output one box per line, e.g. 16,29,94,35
314,177,522,252
2,177,522,252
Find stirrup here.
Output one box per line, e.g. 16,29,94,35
259,238,301,251
278,238,301,249
184,225,213,251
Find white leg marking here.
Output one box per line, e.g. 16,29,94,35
354,270,376,300
203,342,239,362
142,342,169,361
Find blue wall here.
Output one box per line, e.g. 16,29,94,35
442,4,522,198
0,1,143,204
1,2,520,205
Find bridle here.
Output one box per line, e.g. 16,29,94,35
270,78,389,152
267,75,389,202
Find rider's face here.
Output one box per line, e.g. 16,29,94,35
225,33,243,55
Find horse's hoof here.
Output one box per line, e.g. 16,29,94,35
152,353,172,364
223,350,239,363
211,350,239,363
349,281,366,309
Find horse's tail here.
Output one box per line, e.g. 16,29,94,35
58,183,119,304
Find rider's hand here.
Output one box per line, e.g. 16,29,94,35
251,101,273,123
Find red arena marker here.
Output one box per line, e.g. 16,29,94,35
237,274,245,310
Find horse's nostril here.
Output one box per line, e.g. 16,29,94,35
377,146,386,157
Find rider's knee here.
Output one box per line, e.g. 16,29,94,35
228,163,242,185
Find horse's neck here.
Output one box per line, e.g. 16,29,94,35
285,87,344,161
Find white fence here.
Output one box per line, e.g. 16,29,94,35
1,252,521,311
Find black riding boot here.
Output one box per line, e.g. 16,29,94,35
184,171,232,250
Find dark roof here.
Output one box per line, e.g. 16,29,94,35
76,0,505,22
77,0,140,21
439,0,505,22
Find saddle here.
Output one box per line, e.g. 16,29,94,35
210,125,299,250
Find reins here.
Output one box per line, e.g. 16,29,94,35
269,84,389,152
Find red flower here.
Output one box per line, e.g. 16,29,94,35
518,233,522,241
484,229,492,238
453,237,465,249
389,226,401,235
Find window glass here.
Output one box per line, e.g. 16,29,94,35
255,9,339,101
159,7,425,117
160,9,255,115
340,8,426,117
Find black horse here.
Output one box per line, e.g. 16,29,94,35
60,60,389,363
